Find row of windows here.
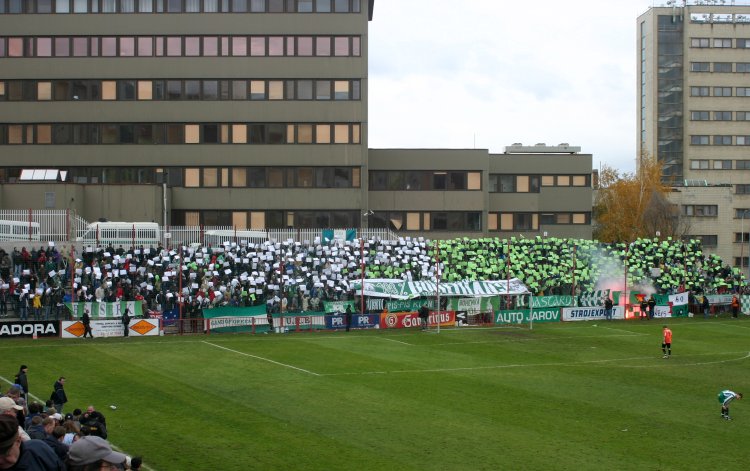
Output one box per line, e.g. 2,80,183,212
182,166,360,188
369,171,482,192
0,166,361,188
691,160,750,170
488,212,591,232
0,123,362,145
688,234,717,248
690,86,750,97
682,205,718,217
489,174,590,193
0,0,361,14
690,38,750,48
690,111,750,121
371,212,482,232
690,62,750,73
690,135,750,146
0,79,361,102
174,209,360,229
0,35,361,58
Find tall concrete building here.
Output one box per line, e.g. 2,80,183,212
638,1,750,274
0,0,592,241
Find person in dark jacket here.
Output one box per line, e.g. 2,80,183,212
82,310,93,338
42,425,69,462
121,308,131,337
50,377,67,414
13,366,28,402
0,415,65,470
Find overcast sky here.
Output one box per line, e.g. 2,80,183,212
368,0,660,174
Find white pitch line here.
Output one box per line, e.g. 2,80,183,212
380,337,412,346
201,341,320,376
318,351,750,376
0,376,156,471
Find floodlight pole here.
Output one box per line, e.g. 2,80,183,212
435,240,441,334
360,238,365,315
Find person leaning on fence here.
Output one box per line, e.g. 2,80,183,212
731,294,740,319
121,308,131,338
418,304,429,331
702,295,710,319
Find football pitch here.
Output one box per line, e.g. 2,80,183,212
3,317,749,470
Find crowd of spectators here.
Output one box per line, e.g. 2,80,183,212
0,234,745,320
1,375,141,470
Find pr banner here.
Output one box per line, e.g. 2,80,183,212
561,306,625,321
324,314,380,330
0,321,60,338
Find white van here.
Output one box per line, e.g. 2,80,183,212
0,220,41,241
203,229,268,247
77,222,160,247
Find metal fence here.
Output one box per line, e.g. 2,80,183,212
0,210,400,245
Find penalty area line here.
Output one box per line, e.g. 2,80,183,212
202,341,320,376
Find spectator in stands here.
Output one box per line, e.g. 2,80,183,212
0,397,29,442
44,425,69,461
50,377,68,414
26,416,45,440
66,435,127,471
0,415,64,471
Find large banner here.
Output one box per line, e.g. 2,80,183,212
365,298,439,313
61,318,159,338
0,321,60,338
379,311,456,329
66,301,142,319
494,308,560,324
322,300,356,314
517,295,576,309
208,316,270,333
447,297,498,312
352,279,529,300
561,306,625,321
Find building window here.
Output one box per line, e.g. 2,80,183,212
737,87,750,97
713,62,732,73
737,184,750,194
713,160,732,169
690,62,709,72
714,87,732,97
736,160,750,170
690,86,709,97
737,136,750,146
714,38,732,48
691,135,709,145
683,205,718,217
714,111,732,121
713,135,732,146
738,39,750,49
738,112,750,121
690,160,709,170
691,38,710,48
737,62,750,73
691,111,709,121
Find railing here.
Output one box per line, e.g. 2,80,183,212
0,209,87,242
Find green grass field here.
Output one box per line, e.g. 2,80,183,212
2,317,749,471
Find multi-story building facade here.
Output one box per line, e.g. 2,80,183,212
0,0,592,241
638,1,750,273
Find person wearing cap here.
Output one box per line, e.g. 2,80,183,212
0,398,29,443
66,435,128,471
0,414,64,470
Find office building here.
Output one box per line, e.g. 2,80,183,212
638,1,750,272
0,0,592,241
